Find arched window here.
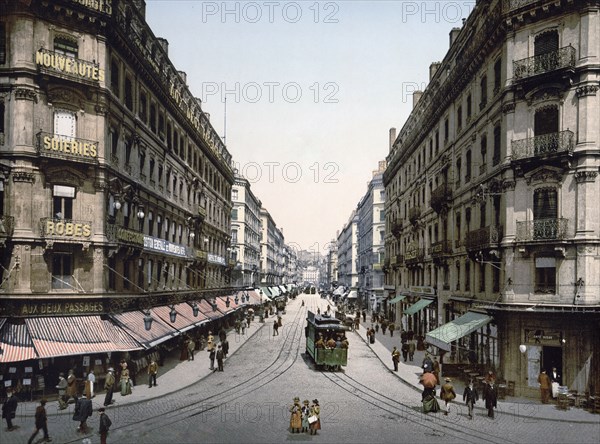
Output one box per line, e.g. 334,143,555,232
54,35,78,57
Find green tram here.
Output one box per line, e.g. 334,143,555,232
305,311,349,370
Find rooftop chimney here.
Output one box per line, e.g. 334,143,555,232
449,27,461,48
430,62,441,81
156,37,169,56
389,128,397,152
413,91,423,109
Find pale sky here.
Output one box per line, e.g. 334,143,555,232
145,0,476,254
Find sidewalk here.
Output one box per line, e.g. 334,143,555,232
351,320,600,424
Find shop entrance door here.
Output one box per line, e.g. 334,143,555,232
542,346,562,377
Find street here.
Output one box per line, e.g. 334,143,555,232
2,294,596,444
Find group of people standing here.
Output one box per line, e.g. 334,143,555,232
289,397,320,435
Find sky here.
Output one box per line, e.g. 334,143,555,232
144,0,477,255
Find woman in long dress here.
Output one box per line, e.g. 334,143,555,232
309,399,321,435
301,400,310,433
120,362,132,396
289,397,302,433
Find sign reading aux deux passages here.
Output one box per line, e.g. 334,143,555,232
20,301,104,316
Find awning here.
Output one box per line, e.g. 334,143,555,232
389,295,406,304
26,316,142,358
246,289,267,305
0,320,37,363
333,286,345,296
109,312,176,349
346,290,358,299
269,286,281,297
278,285,287,294
426,311,493,351
403,298,434,316
196,299,225,320
214,296,237,314
259,287,273,298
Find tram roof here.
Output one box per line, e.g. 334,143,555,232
306,311,348,330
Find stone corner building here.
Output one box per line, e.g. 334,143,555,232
384,0,599,397
0,0,236,363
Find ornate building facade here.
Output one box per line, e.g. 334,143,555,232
0,0,234,355
384,0,599,397
336,210,359,289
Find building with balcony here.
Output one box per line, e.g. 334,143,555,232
260,207,285,285
231,173,261,287
357,161,387,312
324,239,338,290
383,0,599,397
0,0,235,363
336,210,359,290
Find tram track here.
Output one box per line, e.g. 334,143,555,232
61,301,310,443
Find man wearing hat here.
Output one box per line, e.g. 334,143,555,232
27,399,52,444
289,397,302,433
98,407,112,444
300,400,311,433
2,388,18,431
56,373,68,410
440,377,456,416
103,368,115,407
216,345,224,371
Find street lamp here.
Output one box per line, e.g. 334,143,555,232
191,302,199,317
143,310,153,331
226,297,231,308
169,305,177,323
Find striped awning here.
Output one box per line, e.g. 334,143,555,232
196,299,225,320
214,296,236,314
0,320,37,363
246,289,265,305
151,304,207,333
26,316,142,358
269,286,281,297
109,312,176,349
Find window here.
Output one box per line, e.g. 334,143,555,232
455,159,462,187
534,188,557,220
535,256,556,293
480,136,487,174
0,101,4,137
480,202,486,229
110,60,119,96
156,215,162,238
110,128,118,157
123,202,130,228
465,150,472,182
149,158,155,181
138,258,144,289
123,260,130,290
480,75,487,108
435,131,439,154
465,260,470,291
54,36,78,57
139,92,147,123
534,30,559,57
231,189,238,201
493,126,501,166
125,138,132,164
54,110,76,138
494,58,502,93
53,185,74,219
231,208,238,220
167,123,172,150
158,165,163,185
0,22,6,64
164,218,170,240
52,253,73,290
150,104,157,133
466,94,472,119
457,105,462,131
125,76,133,111
148,211,154,236
139,151,145,175
444,118,449,142
455,211,461,245
158,114,165,138
479,263,485,292
455,261,461,291
108,256,116,290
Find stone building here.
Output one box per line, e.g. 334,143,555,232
384,0,599,397
0,0,234,360
231,173,261,287
336,210,359,290
357,161,387,313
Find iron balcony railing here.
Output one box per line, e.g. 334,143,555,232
465,225,502,251
408,207,421,225
429,240,453,258
515,218,569,241
0,215,15,237
391,219,403,237
36,132,99,165
513,46,576,80
511,130,574,161
430,184,452,213
405,248,424,264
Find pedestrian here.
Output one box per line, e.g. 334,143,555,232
209,347,216,370
241,322,246,335
326,336,336,349
119,362,132,396
484,370,496,385
369,327,375,344
440,377,456,416
315,334,325,349
483,381,498,418
432,357,441,384
56,372,68,409
422,353,433,373
538,369,551,404
389,323,395,337
463,379,479,419
73,394,93,434
301,400,310,433
381,320,387,335
289,397,302,433
98,407,112,444
341,335,349,349
216,345,224,371
392,346,401,372
2,388,18,431
218,327,227,343
550,366,561,399
206,331,215,351
103,368,115,406
277,316,282,327
27,399,52,444
354,317,360,331
273,319,279,336
85,370,95,399
401,341,409,362
187,337,196,361
362,310,366,323
375,323,380,333
148,360,158,388
222,338,229,358
309,399,321,435
66,369,78,404
408,339,416,361
317,308,320,315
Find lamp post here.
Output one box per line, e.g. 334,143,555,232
143,310,153,331
169,305,177,323
191,302,199,317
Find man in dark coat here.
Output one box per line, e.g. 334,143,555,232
422,353,433,373
401,341,409,362
484,382,498,418
391,347,401,372
98,407,112,444
222,338,230,358
103,368,115,407
218,328,227,343
73,395,93,433
27,399,52,444
209,348,216,371
463,380,479,419
2,388,18,431
216,345,224,371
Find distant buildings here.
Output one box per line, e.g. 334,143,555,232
336,211,359,290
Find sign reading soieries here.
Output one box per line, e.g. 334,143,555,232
20,301,104,316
